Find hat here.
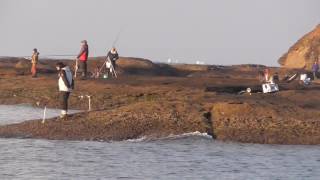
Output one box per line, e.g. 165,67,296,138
56,62,66,68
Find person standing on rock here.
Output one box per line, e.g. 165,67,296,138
107,47,119,70
77,40,89,79
31,48,39,78
312,60,319,80
264,68,270,82
56,62,74,119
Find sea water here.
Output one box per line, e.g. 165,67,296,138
0,105,320,180
0,105,79,125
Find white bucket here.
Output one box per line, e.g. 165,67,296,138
300,74,307,81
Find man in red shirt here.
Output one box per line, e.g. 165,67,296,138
77,40,89,79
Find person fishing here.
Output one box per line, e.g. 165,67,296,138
31,48,39,78
312,60,319,80
56,62,74,119
96,47,119,78
76,40,89,79
264,68,270,82
107,47,119,71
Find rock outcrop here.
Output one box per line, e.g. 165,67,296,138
1,57,320,144
212,101,320,144
0,101,209,141
279,24,320,69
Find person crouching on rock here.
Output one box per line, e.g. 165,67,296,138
77,40,89,79
31,48,39,78
56,62,74,119
107,47,119,74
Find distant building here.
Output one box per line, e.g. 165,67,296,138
168,58,179,64
196,61,205,65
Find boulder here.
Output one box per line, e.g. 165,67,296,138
279,24,320,69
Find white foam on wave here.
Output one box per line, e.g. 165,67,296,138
161,131,212,140
125,131,212,142
126,136,147,142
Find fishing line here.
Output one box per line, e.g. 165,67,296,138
0,54,77,58
111,25,126,48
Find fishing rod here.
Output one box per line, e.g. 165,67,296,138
0,55,31,58
0,54,77,59
112,28,124,48
41,54,76,57
98,28,124,78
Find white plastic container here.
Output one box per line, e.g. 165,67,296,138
262,83,279,93
300,74,307,81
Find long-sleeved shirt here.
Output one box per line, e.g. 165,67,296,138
107,51,119,62
31,52,39,64
58,66,74,92
312,63,319,72
77,44,89,61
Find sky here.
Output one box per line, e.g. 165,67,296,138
0,0,319,66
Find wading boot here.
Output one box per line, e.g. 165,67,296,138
58,114,68,121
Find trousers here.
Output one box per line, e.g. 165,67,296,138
60,91,70,111
31,63,37,77
80,61,87,77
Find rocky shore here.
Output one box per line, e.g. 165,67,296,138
0,54,320,144
1,24,320,144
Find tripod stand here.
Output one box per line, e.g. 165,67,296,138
98,57,117,78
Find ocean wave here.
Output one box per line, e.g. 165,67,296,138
125,131,212,142
126,136,147,142
159,131,212,140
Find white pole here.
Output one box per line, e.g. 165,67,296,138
87,95,91,111
42,106,47,124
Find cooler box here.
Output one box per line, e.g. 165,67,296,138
300,74,307,81
262,83,279,93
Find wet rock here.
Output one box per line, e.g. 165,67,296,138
212,102,320,144
1,57,320,144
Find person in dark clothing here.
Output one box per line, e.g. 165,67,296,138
107,47,119,70
312,60,319,80
56,62,74,119
77,40,89,79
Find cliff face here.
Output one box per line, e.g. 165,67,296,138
279,24,320,69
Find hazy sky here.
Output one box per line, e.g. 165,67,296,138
0,0,319,66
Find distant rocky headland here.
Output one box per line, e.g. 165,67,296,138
279,24,320,69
